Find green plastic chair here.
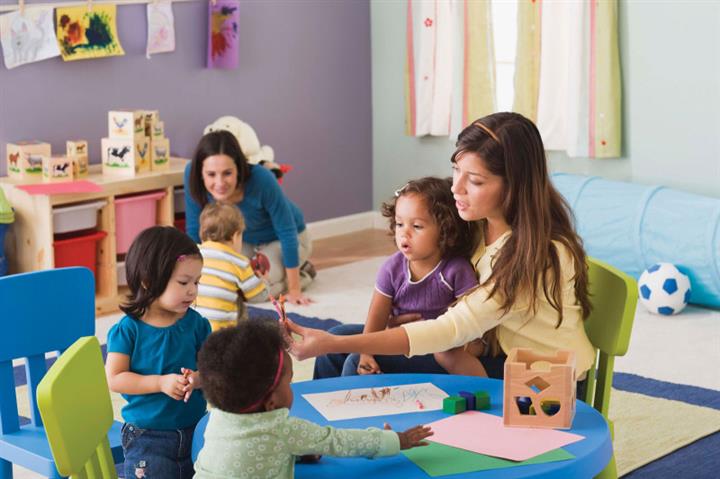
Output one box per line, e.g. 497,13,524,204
582,257,638,479
36,337,118,479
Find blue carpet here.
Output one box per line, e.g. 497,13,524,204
247,305,342,331
612,372,720,478
613,372,720,410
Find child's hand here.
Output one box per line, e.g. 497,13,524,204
384,423,433,450
159,374,188,401
180,367,200,403
357,354,381,375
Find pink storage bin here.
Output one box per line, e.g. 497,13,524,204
114,190,166,254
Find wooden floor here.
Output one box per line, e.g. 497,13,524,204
308,229,396,270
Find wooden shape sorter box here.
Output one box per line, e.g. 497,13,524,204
503,348,577,429
0,157,188,315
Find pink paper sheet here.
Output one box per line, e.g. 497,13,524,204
426,411,584,462
17,181,102,195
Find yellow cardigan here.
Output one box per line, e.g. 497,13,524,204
402,230,595,376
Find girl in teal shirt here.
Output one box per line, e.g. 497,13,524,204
106,226,212,479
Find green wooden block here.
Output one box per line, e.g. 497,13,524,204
443,396,467,414
474,390,491,410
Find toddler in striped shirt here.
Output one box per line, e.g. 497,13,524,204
195,202,269,330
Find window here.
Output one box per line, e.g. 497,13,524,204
491,0,518,112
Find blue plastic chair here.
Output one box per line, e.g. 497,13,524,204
0,267,123,478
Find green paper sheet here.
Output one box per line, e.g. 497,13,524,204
402,441,575,477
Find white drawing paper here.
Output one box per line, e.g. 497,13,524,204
0,7,60,69
302,382,449,421
146,1,175,58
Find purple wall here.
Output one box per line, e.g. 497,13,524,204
0,0,372,221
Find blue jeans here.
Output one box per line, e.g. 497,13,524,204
313,324,448,378
121,423,195,479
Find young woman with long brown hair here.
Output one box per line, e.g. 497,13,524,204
288,112,595,381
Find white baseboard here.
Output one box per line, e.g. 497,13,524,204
307,211,385,239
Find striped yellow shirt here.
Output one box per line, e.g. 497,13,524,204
196,241,268,322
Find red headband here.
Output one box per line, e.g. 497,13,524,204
238,348,285,413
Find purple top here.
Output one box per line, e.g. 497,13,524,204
376,251,479,320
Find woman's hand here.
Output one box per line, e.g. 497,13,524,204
357,354,381,375
285,319,332,360
286,267,313,305
384,423,433,450
387,313,423,328
285,289,313,305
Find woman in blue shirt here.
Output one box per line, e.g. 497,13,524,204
185,130,314,304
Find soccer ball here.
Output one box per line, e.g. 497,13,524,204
638,263,692,315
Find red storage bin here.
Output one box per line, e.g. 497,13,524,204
53,230,107,276
174,217,186,233
115,190,167,254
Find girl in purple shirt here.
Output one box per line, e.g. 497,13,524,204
313,177,479,378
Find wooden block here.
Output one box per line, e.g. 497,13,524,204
66,140,87,157
66,140,89,178
108,110,145,140
6,141,51,181
152,120,164,139
42,155,73,183
459,391,476,410
136,139,151,173
503,348,576,429
151,137,170,171
474,390,491,410
101,137,149,177
143,110,159,136
443,396,467,414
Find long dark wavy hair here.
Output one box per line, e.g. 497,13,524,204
188,130,251,207
381,176,475,260
452,112,591,325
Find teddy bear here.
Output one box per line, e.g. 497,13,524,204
204,116,284,180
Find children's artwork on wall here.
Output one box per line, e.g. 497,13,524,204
302,382,448,421
146,1,175,58
0,7,60,69
55,4,124,61
207,0,239,69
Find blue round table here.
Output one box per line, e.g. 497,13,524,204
192,374,612,478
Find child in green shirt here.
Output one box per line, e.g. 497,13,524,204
194,320,433,478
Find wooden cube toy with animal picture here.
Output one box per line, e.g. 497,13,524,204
143,110,159,137
6,141,51,181
66,140,89,178
101,137,150,177
42,155,73,183
503,348,576,429
151,137,170,171
151,120,164,139
108,110,146,140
